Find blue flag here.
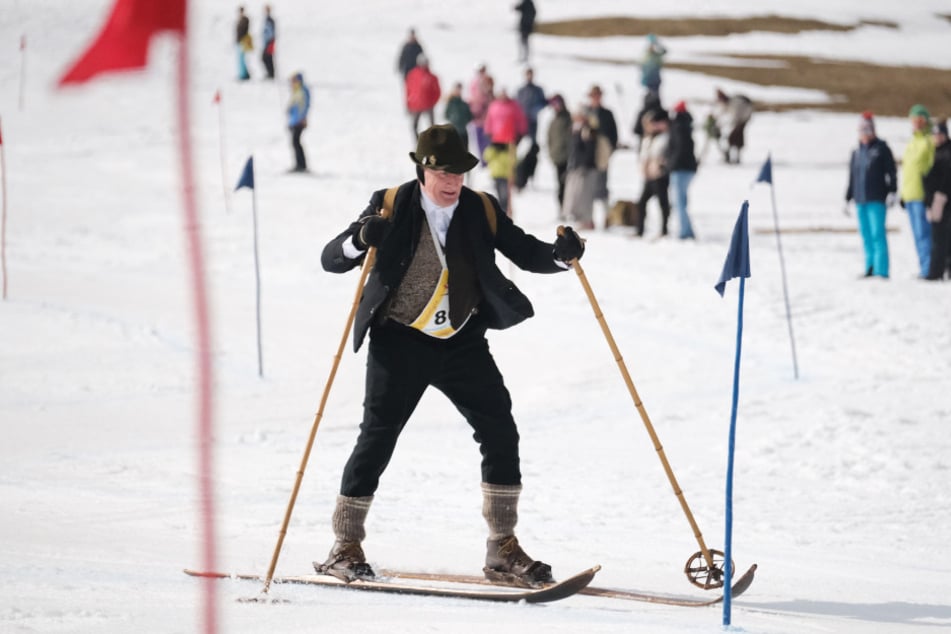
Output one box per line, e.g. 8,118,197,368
755,155,772,185
235,155,254,191
715,201,751,297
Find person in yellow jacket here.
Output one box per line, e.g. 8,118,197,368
483,142,516,216
901,104,936,277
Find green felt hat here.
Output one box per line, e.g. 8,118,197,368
409,124,479,174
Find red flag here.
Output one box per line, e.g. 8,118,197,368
213,89,221,104
58,0,186,85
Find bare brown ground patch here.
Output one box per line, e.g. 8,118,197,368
536,15,897,38
668,55,951,118
538,16,951,118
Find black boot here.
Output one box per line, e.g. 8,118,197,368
483,535,553,587
314,540,375,582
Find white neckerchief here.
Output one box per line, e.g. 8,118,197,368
420,190,459,249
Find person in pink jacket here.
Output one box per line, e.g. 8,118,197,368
405,54,441,140
468,64,494,163
483,88,527,146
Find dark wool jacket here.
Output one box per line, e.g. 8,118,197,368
923,141,951,207
846,137,897,204
666,112,698,173
322,181,565,351
397,41,424,78
566,125,597,171
591,106,618,150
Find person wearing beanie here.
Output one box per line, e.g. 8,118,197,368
923,118,951,280
666,100,698,239
846,111,897,278
900,104,936,277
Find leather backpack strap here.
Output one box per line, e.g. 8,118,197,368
476,191,498,236
381,186,399,219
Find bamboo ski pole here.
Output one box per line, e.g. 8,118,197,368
558,227,716,571
262,209,389,594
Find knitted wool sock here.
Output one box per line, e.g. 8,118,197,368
481,483,521,539
332,495,373,543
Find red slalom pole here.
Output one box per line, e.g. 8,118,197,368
178,34,219,634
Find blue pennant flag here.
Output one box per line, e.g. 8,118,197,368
755,155,772,185
235,155,254,191
715,201,751,297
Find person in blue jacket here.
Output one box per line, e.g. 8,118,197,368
261,5,276,79
287,72,310,172
846,112,897,278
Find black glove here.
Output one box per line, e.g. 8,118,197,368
553,226,585,263
352,215,389,250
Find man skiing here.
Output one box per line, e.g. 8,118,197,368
315,124,585,587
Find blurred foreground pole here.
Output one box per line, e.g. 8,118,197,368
714,201,752,626
57,2,218,632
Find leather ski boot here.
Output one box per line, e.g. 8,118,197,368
314,540,375,582
313,495,374,582
480,483,554,586
484,535,553,587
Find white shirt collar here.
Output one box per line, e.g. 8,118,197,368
419,190,459,247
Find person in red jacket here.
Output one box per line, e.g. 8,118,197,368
483,87,527,146
405,54,441,140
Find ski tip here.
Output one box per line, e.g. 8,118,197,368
729,563,758,598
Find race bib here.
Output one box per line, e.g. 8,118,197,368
408,269,469,339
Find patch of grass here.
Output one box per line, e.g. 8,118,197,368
536,15,897,38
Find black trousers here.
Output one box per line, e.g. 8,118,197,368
262,51,275,79
554,162,567,209
291,124,307,170
340,320,521,497
636,174,671,236
927,212,951,279
411,109,435,140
